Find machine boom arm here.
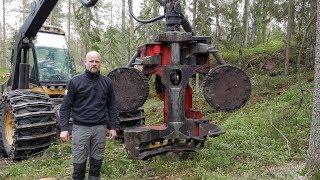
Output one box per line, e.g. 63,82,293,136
10,0,59,90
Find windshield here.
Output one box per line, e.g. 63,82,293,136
34,32,74,83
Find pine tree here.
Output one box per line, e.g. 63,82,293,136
306,0,320,176
284,0,295,75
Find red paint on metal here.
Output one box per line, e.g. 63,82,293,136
186,110,203,119
184,84,203,119
145,44,162,56
161,46,171,65
184,84,192,110
194,123,200,137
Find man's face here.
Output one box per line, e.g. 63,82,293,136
84,53,101,73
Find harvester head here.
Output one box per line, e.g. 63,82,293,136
82,0,251,159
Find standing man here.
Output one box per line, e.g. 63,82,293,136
59,51,118,180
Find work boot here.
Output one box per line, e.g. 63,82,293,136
88,157,103,180
72,162,86,180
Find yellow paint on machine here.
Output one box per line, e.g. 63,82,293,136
4,108,14,146
31,86,66,96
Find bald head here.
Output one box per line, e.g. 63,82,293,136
84,51,102,73
86,51,101,61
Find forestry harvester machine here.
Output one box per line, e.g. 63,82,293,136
85,0,252,159
0,0,144,160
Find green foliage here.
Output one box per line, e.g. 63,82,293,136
47,1,65,27
195,0,213,36
219,0,242,42
101,27,123,71
251,0,285,44
222,39,285,63
135,0,165,45
143,97,163,125
311,169,320,180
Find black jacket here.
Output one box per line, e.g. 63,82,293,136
60,70,119,131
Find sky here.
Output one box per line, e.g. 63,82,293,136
0,0,144,36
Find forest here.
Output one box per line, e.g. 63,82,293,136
0,0,319,179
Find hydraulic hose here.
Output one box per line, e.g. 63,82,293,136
180,14,194,34
128,0,165,24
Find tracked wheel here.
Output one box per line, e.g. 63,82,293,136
0,90,56,160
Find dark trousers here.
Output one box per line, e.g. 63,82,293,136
72,124,106,180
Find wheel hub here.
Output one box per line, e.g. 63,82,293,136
4,109,14,146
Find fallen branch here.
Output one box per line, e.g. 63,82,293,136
269,108,291,156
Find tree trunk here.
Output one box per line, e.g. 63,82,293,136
121,0,126,63
0,20,2,68
297,0,307,33
284,0,295,76
238,0,250,67
110,3,113,26
306,0,317,68
67,0,71,42
2,0,7,67
260,14,268,43
296,13,316,75
192,0,197,30
129,10,135,60
306,1,320,176
22,0,27,21
242,0,249,47
192,0,199,93
213,0,221,40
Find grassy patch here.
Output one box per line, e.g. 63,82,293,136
222,39,285,64
0,143,72,179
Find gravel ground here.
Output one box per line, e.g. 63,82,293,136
266,161,306,180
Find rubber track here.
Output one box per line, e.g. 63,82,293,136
1,90,56,160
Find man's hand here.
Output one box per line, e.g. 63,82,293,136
108,129,117,140
60,131,70,142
